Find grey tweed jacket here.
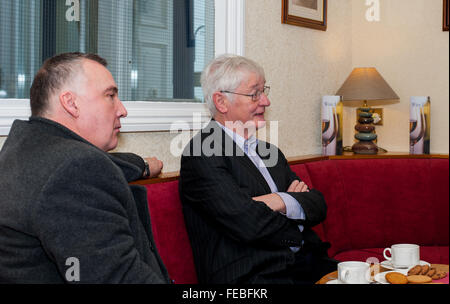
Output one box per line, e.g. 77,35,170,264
0,117,170,283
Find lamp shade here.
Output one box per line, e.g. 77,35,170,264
336,68,399,101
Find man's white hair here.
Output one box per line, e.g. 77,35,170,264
201,54,265,117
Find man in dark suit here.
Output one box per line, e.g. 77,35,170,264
179,55,338,284
0,53,170,283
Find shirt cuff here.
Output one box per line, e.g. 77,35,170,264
277,192,305,252
277,192,306,221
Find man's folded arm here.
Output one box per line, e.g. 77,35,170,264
279,149,328,227
180,155,304,248
285,190,327,227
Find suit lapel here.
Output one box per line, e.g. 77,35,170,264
206,121,272,193
256,141,285,192
235,149,272,194
264,164,284,192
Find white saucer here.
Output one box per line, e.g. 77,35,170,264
380,260,430,270
374,269,408,284
326,279,344,284
326,279,373,284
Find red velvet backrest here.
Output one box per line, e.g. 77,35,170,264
144,181,198,284
290,163,326,241
430,159,449,244
302,158,449,257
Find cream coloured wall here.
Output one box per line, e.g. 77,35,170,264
245,0,352,158
112,131,187,172
1,0,448,172
346,0,449,153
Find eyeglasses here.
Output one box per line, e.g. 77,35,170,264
220,86,270,102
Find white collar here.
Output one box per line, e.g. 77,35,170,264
215,121,258,153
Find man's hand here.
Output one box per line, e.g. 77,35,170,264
144,157,163,178
252,193,286,213
287,180,309,193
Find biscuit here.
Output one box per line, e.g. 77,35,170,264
386,272,408,284
420,265,430,275
407,275,432,284
408,265,422,276
426,267,436,277
431,271,447,280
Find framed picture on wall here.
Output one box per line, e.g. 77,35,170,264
444,0,449,31
281,0,327,31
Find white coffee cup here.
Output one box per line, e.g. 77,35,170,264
383,244,420,268
338,261,371,284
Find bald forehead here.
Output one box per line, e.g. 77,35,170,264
77,58,118,94
239,71,265,88
77,58,111,83
80,58,105,76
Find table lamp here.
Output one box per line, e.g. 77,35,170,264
336,67,399,154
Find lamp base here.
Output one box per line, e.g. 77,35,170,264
352,141,379,154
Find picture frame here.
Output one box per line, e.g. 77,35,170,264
444,0,449,31
282,0,327,31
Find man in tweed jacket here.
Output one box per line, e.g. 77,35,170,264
0,53,170,283
179,55,337,284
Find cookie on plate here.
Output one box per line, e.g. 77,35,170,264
408,265,422,276
386,272,408,284
426,267,436,277
431,271,447,280
420,265,430,275
407,275,432,284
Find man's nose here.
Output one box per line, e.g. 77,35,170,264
117,99,128,118
258,92,270,106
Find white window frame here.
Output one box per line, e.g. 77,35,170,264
0,0,245,135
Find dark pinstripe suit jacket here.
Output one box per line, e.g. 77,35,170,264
179,121,327,284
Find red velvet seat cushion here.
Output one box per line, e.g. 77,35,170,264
145,181,198,284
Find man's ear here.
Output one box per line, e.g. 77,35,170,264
59,91,79,118
212,91,228,114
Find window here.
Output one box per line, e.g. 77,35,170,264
0,0,214,101
0,0,245,134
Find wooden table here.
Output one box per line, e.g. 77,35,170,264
316,264,449,284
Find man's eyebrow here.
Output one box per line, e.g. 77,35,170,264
250,78,266,87
104,86,118,94
250,82,265,89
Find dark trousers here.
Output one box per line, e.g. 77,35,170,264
278,241,339,284
240,242,339,284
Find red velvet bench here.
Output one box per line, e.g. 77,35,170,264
134,154,449,284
